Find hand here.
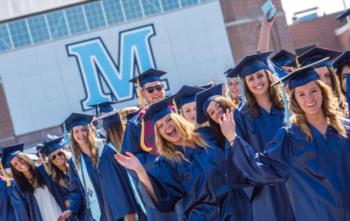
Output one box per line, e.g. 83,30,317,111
57,210,72,221
218,108,236,142
115,152,144,174
262,6,276,29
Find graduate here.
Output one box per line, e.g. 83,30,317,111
225,68,243,107
171,85,204,124
89,101,117,139
233,52,295,221
115,97,289,221
286,47,348,116
0,175,16,221
58,113,113,221
264,58,350,221
271,49,296,73
121,68,178,221
94,110,147,221
332,50,350,117
2,143,65,221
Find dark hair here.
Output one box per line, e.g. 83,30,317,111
105,118,125,152
242,70,284,118
207,96,235,147
11,154,44,193
47,149,69,188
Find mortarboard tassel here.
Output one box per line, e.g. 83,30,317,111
63,123,71,147
0,164,11,187
140,119,153,152
172,98,179,114
137,78,145,108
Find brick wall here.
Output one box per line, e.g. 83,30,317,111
220,0,294,63
0,82,15,146
289,12,346,53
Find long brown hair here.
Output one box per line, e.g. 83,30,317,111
105,118,125,152
70,125,99,168
242,70,284,118
11,153,43,192
289,80,347,140
328,66,348,117
46,149,70,188
206,96,236,147
155,113,208,161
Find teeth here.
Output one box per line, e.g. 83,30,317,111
256,85,263,89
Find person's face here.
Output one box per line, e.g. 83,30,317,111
156,114,182,144
181,102,196,124
11,156,30,173
227,77,241,98
206,100,224,124
294,81,323,117
315,66,332,88
141,81,165,105
340,65,350,92
72,126,88,146
244,70,269,97
49,149,66,167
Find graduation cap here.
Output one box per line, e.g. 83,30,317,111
143,97,174,124
233,51,273,78
1,143,24,169
275,58,329,90
225,68,239,78
63,113,94,132
172,86,204,111
129,68,166,87
195,84,224,125
332,50,350,74
287,47,341,68
89,101,116,115
271,49,296,67
35,143,45,157
95,110,122,131
336,8,350,21
43,137,65,157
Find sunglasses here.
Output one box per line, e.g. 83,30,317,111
50,151,64,161
143,84,163,94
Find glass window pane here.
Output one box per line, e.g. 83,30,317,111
0,24,11,52
27,15,50,43
161,0,180,11
65,6,88,34
47,11,69,39
121,0,143,20
102,0,124,25
8,20,31,47
181,0,198,7
84,2,106,30
141,0,161,15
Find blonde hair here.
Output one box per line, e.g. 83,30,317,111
290,80,347,140
242,70,284,118
70,125,99,168
155,113,208,161
328,67,348,117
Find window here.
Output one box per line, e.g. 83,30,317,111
181,0,198,7
47,11,69,39
65,6,88,34
141,0,161,15
121,0,143,20
161,0,180,11
27,15,50,43
8,20,31,47
102,0,124,25
84,2,106,30
0,24,11,51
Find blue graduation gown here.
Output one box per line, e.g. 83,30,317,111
15,165,66,221
98,143,145,220
264,120,350,221
121,108,179,221
68,155,112,221
0,178,16,221
234,104,295,221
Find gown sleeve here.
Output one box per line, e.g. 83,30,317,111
68,159,84,214
224,131,290,188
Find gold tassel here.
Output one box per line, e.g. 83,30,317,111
140,119,152,152
0,164,11,187
295,56,301,69
136,78,145,108
172,98,179,114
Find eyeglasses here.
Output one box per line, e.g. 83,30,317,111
143,85,163,94
50,151,64,161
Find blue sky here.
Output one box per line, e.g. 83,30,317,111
281,0,350,24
